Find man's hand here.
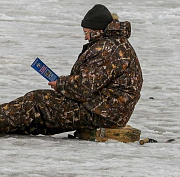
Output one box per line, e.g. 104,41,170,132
48,81,57,91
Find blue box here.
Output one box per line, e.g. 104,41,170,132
31,57,59,82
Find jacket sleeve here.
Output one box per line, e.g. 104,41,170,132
56,40,130,102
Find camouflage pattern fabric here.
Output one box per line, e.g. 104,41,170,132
0,19,143,135
57,20,143,128
0,90,96,134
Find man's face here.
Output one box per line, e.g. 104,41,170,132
83,28,91,41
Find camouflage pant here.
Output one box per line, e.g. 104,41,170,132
0,90,98,135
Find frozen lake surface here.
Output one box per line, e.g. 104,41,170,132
0,0,180,176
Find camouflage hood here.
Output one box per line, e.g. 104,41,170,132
89,20,131,42
104,20,131,39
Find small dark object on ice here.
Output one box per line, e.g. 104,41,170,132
139,138,157,145
139,138,175,145
165,139,175,143
149,97,154,99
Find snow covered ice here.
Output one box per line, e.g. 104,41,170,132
0,0,180,176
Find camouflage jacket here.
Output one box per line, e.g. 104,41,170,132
57,20,143,128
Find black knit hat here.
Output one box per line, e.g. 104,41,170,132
81,4,113,30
